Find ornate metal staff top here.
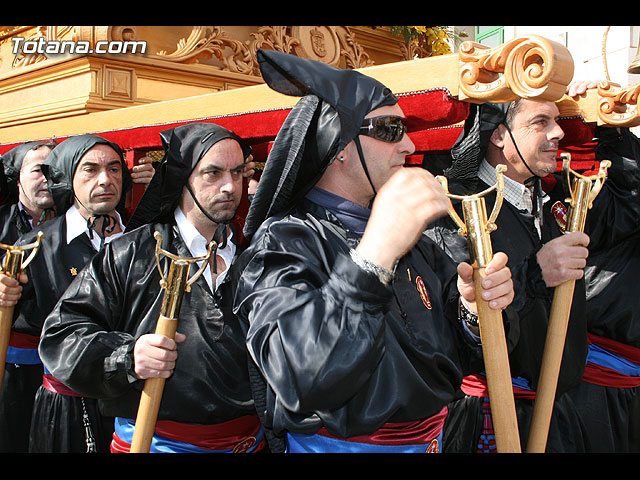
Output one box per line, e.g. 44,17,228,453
0,231,45,278
560,153,611,234
437,164,507,269
152,230,216,318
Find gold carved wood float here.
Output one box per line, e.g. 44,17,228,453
1,32,639,159
0,34,578,148
557,80,640,127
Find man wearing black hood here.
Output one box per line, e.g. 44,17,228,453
0,140,57,246
0,139,56,452
233,50,515,453
425,94,640,452
38,123,265,453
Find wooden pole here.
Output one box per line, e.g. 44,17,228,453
462,197,521,453
129,259,190,453
438,167,521,452
0,250,24,390
526,156,609,453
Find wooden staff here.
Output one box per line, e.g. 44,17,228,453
129,231,215,453
526,154,610,453
438,165,521,453
0,232,44,391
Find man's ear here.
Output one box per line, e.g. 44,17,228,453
489,124,507,149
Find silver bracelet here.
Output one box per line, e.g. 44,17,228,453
349,249,395,286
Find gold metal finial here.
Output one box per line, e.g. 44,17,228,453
436,164,507,268
153,231,216,293
0,231,45,277
560,153,610,233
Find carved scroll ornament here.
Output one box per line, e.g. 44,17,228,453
597,80,640,127
458,34,574,103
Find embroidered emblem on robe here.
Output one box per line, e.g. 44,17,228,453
415,276,432,310
232,436,257,453
426,438,440,453
70,267,78,276
551,201,568,233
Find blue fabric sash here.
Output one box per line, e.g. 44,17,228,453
6,346,41,365
587,343,640,377
113,417,264,453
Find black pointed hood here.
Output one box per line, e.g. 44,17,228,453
444,102,510,183
125,122,251,232
243,49,398,241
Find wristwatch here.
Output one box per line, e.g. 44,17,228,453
459,299,479,328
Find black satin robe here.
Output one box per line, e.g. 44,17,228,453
39,221,256,425
565,128,640,452
8,215,106,452
566,232,640,452
0,202,32,246
428,184,589,396
233,199,485,442
11,215,97,338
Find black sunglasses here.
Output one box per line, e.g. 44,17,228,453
359,116,408,143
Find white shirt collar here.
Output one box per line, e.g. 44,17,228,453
173,206,235,292
477,159,549,213
477,159,549,237
65,204,125,251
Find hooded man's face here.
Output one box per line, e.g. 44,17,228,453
179,138,245,236
72,144,123,218
489,99,564,183
18,145,54,213
338,104,415,207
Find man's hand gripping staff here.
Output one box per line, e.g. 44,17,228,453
129,231,215,453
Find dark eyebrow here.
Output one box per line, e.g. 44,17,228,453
80,160,122,168
204,162,245,172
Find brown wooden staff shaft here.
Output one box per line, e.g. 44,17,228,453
0,250,24,391
526,176,592,453
462,198,521,453
473,267,521,452
129,259,190,453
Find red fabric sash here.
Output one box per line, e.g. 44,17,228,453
582,333,640,388
111,414,266,452
153,415,265,451
316,406,447,448
588,333,640,363
461,374,537,400
42,373,82,397
9,331,39,349
110,432,132,453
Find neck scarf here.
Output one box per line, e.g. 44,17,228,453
305,187,371,236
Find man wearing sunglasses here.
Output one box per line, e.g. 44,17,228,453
233,50,515,453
